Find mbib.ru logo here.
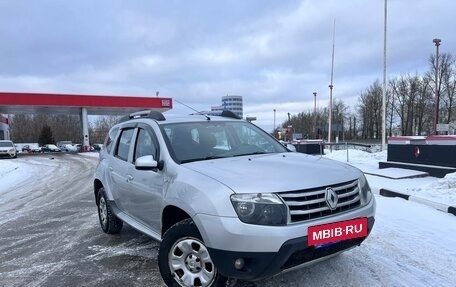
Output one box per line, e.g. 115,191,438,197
308,218,367,246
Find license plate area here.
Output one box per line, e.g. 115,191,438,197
308,218,367,246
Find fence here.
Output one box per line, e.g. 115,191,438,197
319,142,373,162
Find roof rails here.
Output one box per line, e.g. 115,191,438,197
118,110,166,123
220,110,241,119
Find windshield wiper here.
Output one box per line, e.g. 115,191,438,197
180,155,226,163
232,151,268,157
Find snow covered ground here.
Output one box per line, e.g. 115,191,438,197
0,151,455,286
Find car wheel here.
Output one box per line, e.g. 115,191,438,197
97,188,123,234
158,219,228,287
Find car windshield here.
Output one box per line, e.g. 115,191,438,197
0,142,13,147
161,120,288,163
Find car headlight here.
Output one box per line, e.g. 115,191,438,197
230,193,288,226
359,174,372,205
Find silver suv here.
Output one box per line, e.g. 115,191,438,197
94,110,375,287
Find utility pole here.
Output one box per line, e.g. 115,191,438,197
382,0,388,151
287,113,291,142
313,92,317,139
328,19,336,143
433,38,441,135
273,109,276,136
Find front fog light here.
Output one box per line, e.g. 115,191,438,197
231,193,288,226
234,258,244,270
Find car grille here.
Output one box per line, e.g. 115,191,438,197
278,179,360,223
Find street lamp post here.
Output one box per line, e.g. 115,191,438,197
328,20,336,144
313,92,317,139
433,38,441,135
273,109,276,136
381,0,387,151
328,84,333,143
287,113,291,142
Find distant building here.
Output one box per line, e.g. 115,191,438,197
0,114,10,140
207,95,243,118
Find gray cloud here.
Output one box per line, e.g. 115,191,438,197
0,0,454,131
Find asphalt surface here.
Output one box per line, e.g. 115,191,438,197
0,154,165,287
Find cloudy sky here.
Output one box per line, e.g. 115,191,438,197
0,0,454,131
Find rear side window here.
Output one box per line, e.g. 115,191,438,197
105,127,119,153
115,128,134,161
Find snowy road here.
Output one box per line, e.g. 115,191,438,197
0,154,455,286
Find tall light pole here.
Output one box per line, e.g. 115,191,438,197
313,92,317,139
381,0,388,151
273,109,276,135
433,38,441,135
328,20,336,143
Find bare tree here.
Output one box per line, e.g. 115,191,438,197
357,81,382,139
90,116,121,144
427,53,454,129
438,54,456,124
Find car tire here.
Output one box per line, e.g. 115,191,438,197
97,188,123,234
158,219,228,287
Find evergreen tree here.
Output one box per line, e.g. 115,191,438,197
38,125,54,146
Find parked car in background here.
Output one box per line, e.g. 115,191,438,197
92,144,103,151
56,141,73,151
41,144,61,153
65,144,78,152
22,145,42,153
73,144,82,152
22,145,31,152
59,144,78,152
0,140,17,158
30,146,42,153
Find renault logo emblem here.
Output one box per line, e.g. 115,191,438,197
325,187,338,210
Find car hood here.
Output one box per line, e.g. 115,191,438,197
184,152,361,193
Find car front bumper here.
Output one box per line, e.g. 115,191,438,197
207,217,375,280
194,197,376,280
0,150,16,157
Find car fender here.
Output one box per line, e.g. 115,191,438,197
163,165,237,219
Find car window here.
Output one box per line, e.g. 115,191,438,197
161,121,287,163
115,128,134,161
105,127,119,153
231,124,277,152
134,128,158,162
0,141,13,147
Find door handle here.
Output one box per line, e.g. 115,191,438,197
126,175,134,182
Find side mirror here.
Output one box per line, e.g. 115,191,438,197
135,155,158,170
285,143,297,152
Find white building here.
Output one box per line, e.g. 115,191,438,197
0,114,10,140
208,95,243,118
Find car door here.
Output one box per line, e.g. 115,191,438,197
109,127,135,212
125,125,164,231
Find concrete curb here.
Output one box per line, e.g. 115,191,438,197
379,188,456,216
